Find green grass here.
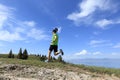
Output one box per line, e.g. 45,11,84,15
0,54,120,78
0,57,66,68
78,64,120,77
0,54,8,58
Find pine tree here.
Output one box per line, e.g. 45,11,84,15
17,48,23,59
22,49,28,59
8,49,12,58
11,54,14,58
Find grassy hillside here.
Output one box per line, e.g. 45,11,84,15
0,54,8,58
0,54,120,78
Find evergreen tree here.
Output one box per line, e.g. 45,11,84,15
22,49,28,59
37,54,39,57
11,54,14,58
8,49,12,58
17,48,23,59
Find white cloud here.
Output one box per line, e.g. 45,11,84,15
90,40,105,45
58,27,62,33
111,53,118,56
23,21,36,27
93,51,102,55
65,49,120,60
19,21,49,41
0,4,13,29
67,0,111,22
113,43,120,48
0,15,7,29
67,0,120,28
21,21,49,40
0,4,24,42
95,19,120,29
27,28,49,40
93,31,101,35
66,50,103,60
0,4,13,12
15,27,25,33
0,4,49,42
95,19,113,29
75,49,88,56
0,30,24,42
89,40,112,47
74,49,102,56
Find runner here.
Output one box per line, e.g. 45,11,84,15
47,28,64,62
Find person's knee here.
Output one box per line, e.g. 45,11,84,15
54,52,58,56
48,50,51,54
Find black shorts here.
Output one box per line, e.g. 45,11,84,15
49,45,58,52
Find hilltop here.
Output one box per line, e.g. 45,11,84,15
0,54,120,80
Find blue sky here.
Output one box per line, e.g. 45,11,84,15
0,0,120,60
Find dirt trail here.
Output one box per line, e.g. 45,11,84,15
0,64,120,80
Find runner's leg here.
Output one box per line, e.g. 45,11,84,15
48,45,53,61
48,50,52,61
54,49,64,56
54,45,59,56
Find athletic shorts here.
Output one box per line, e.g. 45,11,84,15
49,45,58,52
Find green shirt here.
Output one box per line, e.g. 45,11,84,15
51,33,58,45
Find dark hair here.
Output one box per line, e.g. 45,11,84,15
54,28,58,32
52,28,58,33
52,29,57,33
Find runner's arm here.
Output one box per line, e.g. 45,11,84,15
53,35,57,42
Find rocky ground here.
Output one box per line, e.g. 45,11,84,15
0,64,120,80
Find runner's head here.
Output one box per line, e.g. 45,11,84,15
52,29,57,33
54,28,58,32
52,28,58,33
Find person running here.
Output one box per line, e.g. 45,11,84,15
48,28,64,62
